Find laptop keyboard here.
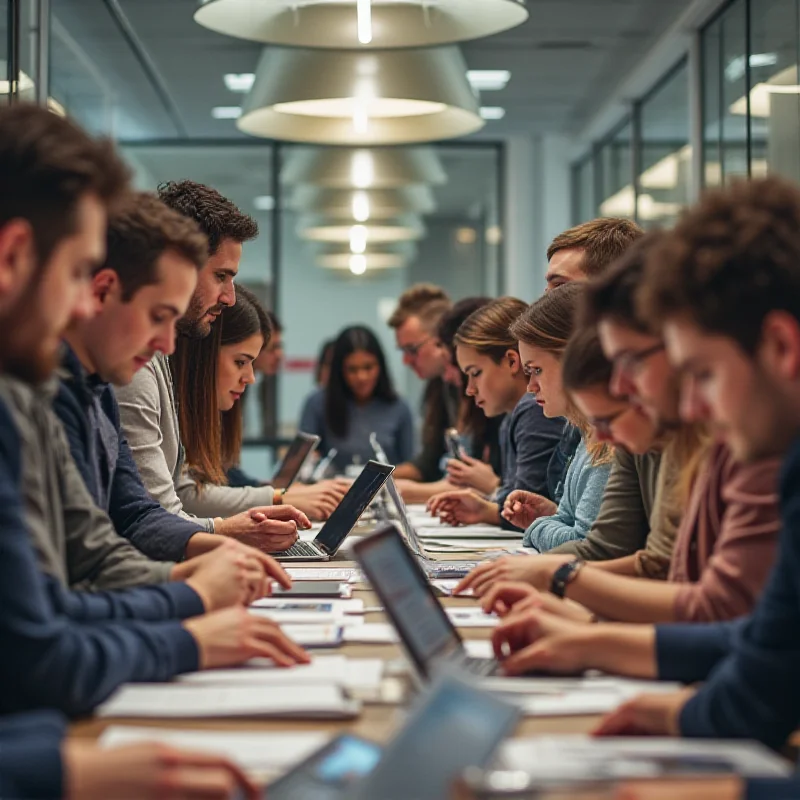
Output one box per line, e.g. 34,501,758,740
462,656,498,676
275,541,322,558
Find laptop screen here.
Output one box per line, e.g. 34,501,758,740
384,478,423,557
315,461,394,555
271,433,320,490
354,525,462,676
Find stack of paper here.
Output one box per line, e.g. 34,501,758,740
497,736,791,780
97,683,360,720
250,597,365,625
285,567,362,583
176,655,384,691
99,727,330,773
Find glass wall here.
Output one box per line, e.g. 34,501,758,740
597,119,634,219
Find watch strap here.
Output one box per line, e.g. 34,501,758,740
550,559,585,598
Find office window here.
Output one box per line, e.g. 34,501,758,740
598,119,634,219
637,61,691,228
571,156,594,224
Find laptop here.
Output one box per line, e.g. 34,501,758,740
384,477,477,579
353,524,499,679
270,432,321,491
273,460,394,562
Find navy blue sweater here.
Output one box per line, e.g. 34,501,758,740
0,396,201,718
0,711,66,798
653,434,800,751
54,345,202,562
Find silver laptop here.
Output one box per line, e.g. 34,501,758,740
270,432,320,491
273,460,394,562
384,477,477,579
354,525,498,679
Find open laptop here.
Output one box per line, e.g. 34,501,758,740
273,460,394,562
354,524,498,679
384,477,477,579
270,432,320,491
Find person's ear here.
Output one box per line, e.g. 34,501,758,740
90,268,121,310
506,349,521,375
759,310,800,381
0,220,36,315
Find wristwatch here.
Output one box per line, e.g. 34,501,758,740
550,559,585,598
273,489,284,506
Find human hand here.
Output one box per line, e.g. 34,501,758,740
215,505,309,553
183,606,310,669
427,489,498,526
446,455,500,495
284,479,348,520
491,606,594,675
64,740,259,800
501,490,558,529
454,554,572,596
593,687,697,737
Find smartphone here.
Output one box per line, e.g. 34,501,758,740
271,581,352,598
445,428,464,461
263,734,382,799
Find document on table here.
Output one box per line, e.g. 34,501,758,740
281,623,344,648
430,579,474,597
176,655,384,691
285,567,362,583
497,736,792,780
100,727,330,773
97,684,360,720
342,623,399,644
418,525,523,540
445,608,499,628
249,597,365,624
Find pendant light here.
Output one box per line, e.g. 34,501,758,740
237,45,482,144
282,146,447,189
298,214,425,244
195,0,528,50
291,185,436,219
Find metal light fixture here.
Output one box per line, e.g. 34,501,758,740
290,185,436,219
237,45,483,144
298,214,425,244
195,0,528,49
281,146,446,189
318,251,408,272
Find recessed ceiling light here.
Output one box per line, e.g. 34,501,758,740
480,106,506,120
212,106,242,119
467,70,511,91
253,195,274,211
223,73,255,93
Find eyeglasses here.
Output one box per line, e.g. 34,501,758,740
399,336,433,358
589,407,628,438
614,343,665,377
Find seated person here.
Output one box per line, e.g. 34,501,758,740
300,325,414,473
427,297,564,529
489,177,800,758
55,191,301,561
0,104,307,721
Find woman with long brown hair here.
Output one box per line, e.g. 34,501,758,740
427,297,564,529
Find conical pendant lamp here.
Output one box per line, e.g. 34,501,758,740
281,146,447,189
195,0,528,50
237,45,483,144
291,185,436,219
298,214,425,244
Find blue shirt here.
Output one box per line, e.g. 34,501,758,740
299,388,415,472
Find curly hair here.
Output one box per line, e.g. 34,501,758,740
157,180,258,254
547,217,644,276
638,176,800,354
101,192,208,300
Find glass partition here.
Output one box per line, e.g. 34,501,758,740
597,119,635,219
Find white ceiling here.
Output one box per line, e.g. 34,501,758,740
49,0,696,141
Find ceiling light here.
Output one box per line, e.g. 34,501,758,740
455,227,477,244
195,0,528,49
223,73,255,93
253,195,275,211
281,146,447,189
290,185,436,219
237,45,483,144
485,225,502,245
299,214,425,244
212,106,242,119
725,53,778,82
480,106,506,120
467,70,511,91
349,254,368,274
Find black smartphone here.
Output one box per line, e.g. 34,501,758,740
271,581,350,598
445,428,464,461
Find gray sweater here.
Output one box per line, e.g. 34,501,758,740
116,354,274,524
0,375,173,590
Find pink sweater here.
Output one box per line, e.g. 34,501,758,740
669,442,781,622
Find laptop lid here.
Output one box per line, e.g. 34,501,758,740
353,673,520,800
314,461,395,556
270,433,321,491
369,432,390,465
384,477,427,559
353,524,465,678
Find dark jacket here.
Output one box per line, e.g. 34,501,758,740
0,712,66,799
54,345,202,563
0,396,201,718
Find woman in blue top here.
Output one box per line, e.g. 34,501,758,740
300,326,415,473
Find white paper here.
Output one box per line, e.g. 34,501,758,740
286,567,361,583
498,736,791,780
99,727,329,772
418,525,523,540
445,608,500,628
463,640,494,659
422,540,517,552
430,579,474,597
97,684,360,720
176,656,384,691
342,623,399,644
481,676,682,697
249,598,365,625
281,623,343,648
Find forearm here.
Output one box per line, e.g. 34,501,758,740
393,462,424,481
184,532,224,558
589,554,639,576
578,624,658,678
177,472,274,517
399,479,451,504
565,568,681,623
